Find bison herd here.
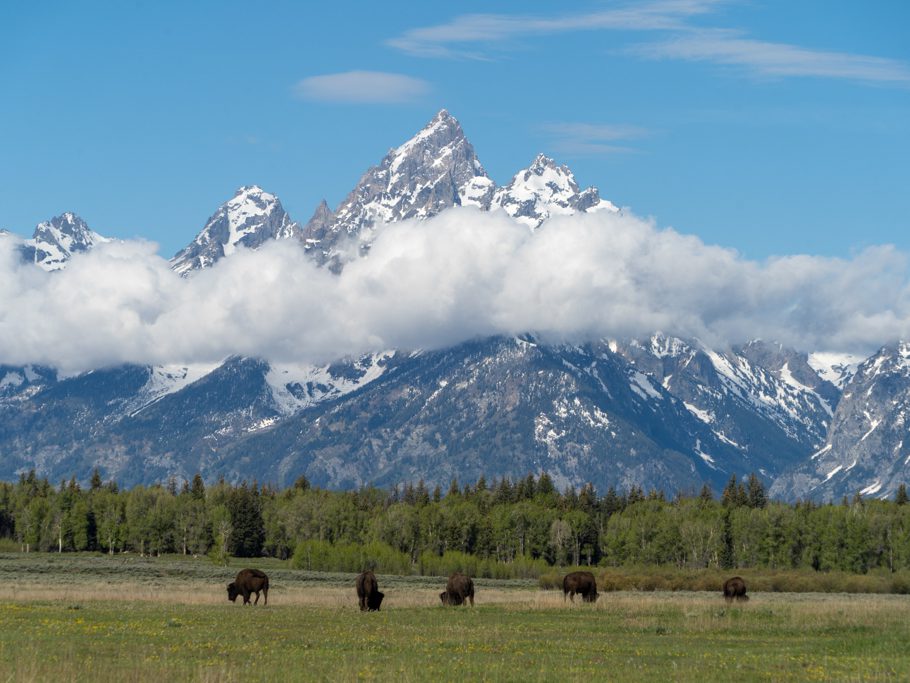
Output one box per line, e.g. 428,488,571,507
226,568,749,609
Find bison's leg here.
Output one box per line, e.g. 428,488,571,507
242,590,252,605
359,596,367,611
263,587,268,606
253,590,260,605
469,594,474,607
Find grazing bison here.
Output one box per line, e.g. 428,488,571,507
563,571,599,603
356,570,385,611
227,568,269,606
440,572,475,606
723,576,748,603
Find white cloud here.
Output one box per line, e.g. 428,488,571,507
540,122,650,156
3,208,910,374
292,71,430,104
629,30,910,85
386,2,720,58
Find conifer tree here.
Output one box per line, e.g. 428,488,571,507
190,474,206,501
699,484,713,503
227,482,264,557
722,475,741,507
746,473,767,509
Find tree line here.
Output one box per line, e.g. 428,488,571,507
2,469,910,577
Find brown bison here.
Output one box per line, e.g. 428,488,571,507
563,571,599,603
356,570,385,611
723,576,748,603
227,568,269,606
440,572,475,606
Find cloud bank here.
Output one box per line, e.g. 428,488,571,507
3,208,910,374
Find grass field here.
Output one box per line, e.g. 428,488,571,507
0,554,908,681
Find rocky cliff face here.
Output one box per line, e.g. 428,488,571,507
772,343,910,500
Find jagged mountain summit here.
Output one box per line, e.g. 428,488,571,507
299,109,617,266
489,153,618,228
19,212,109,271
772,342,910,501
170,185,301,275
300,109,490,265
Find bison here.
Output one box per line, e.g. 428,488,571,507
723,576,748,603
563,571,599,603
356,570,385,611
440,572,474,606
227,568,269,606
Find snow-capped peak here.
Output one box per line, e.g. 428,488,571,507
301,109,489,264
171,185,300,275
22,212,109,271
297,110,621,265
490,153,618,229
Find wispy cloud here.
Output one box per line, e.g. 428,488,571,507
386,1,720,59
629,30,910,85
388,5,910,88
540,122,650,155
292,71,431,104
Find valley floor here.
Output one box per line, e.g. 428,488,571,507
0,554,907,681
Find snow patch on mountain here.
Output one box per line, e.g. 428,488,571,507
808,352,864,388
265,352,394,415
123,364,221,416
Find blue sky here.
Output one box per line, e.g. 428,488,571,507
1,0,908,260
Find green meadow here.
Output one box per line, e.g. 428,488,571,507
0,554,908,682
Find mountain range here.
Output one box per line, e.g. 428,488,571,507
2,110,906,500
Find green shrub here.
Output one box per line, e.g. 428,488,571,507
291,540,412,574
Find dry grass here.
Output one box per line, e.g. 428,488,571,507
2,555,910,681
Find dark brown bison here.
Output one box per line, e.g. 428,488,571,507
440,572,474,606
563,571,599,603
723,576,748,603
227,568,269,606
356,570,385,611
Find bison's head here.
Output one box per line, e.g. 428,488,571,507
584,592,600,603
227,582,239,602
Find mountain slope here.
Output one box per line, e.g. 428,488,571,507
207,338,785,492
772,343,910,501
616,336,837,480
